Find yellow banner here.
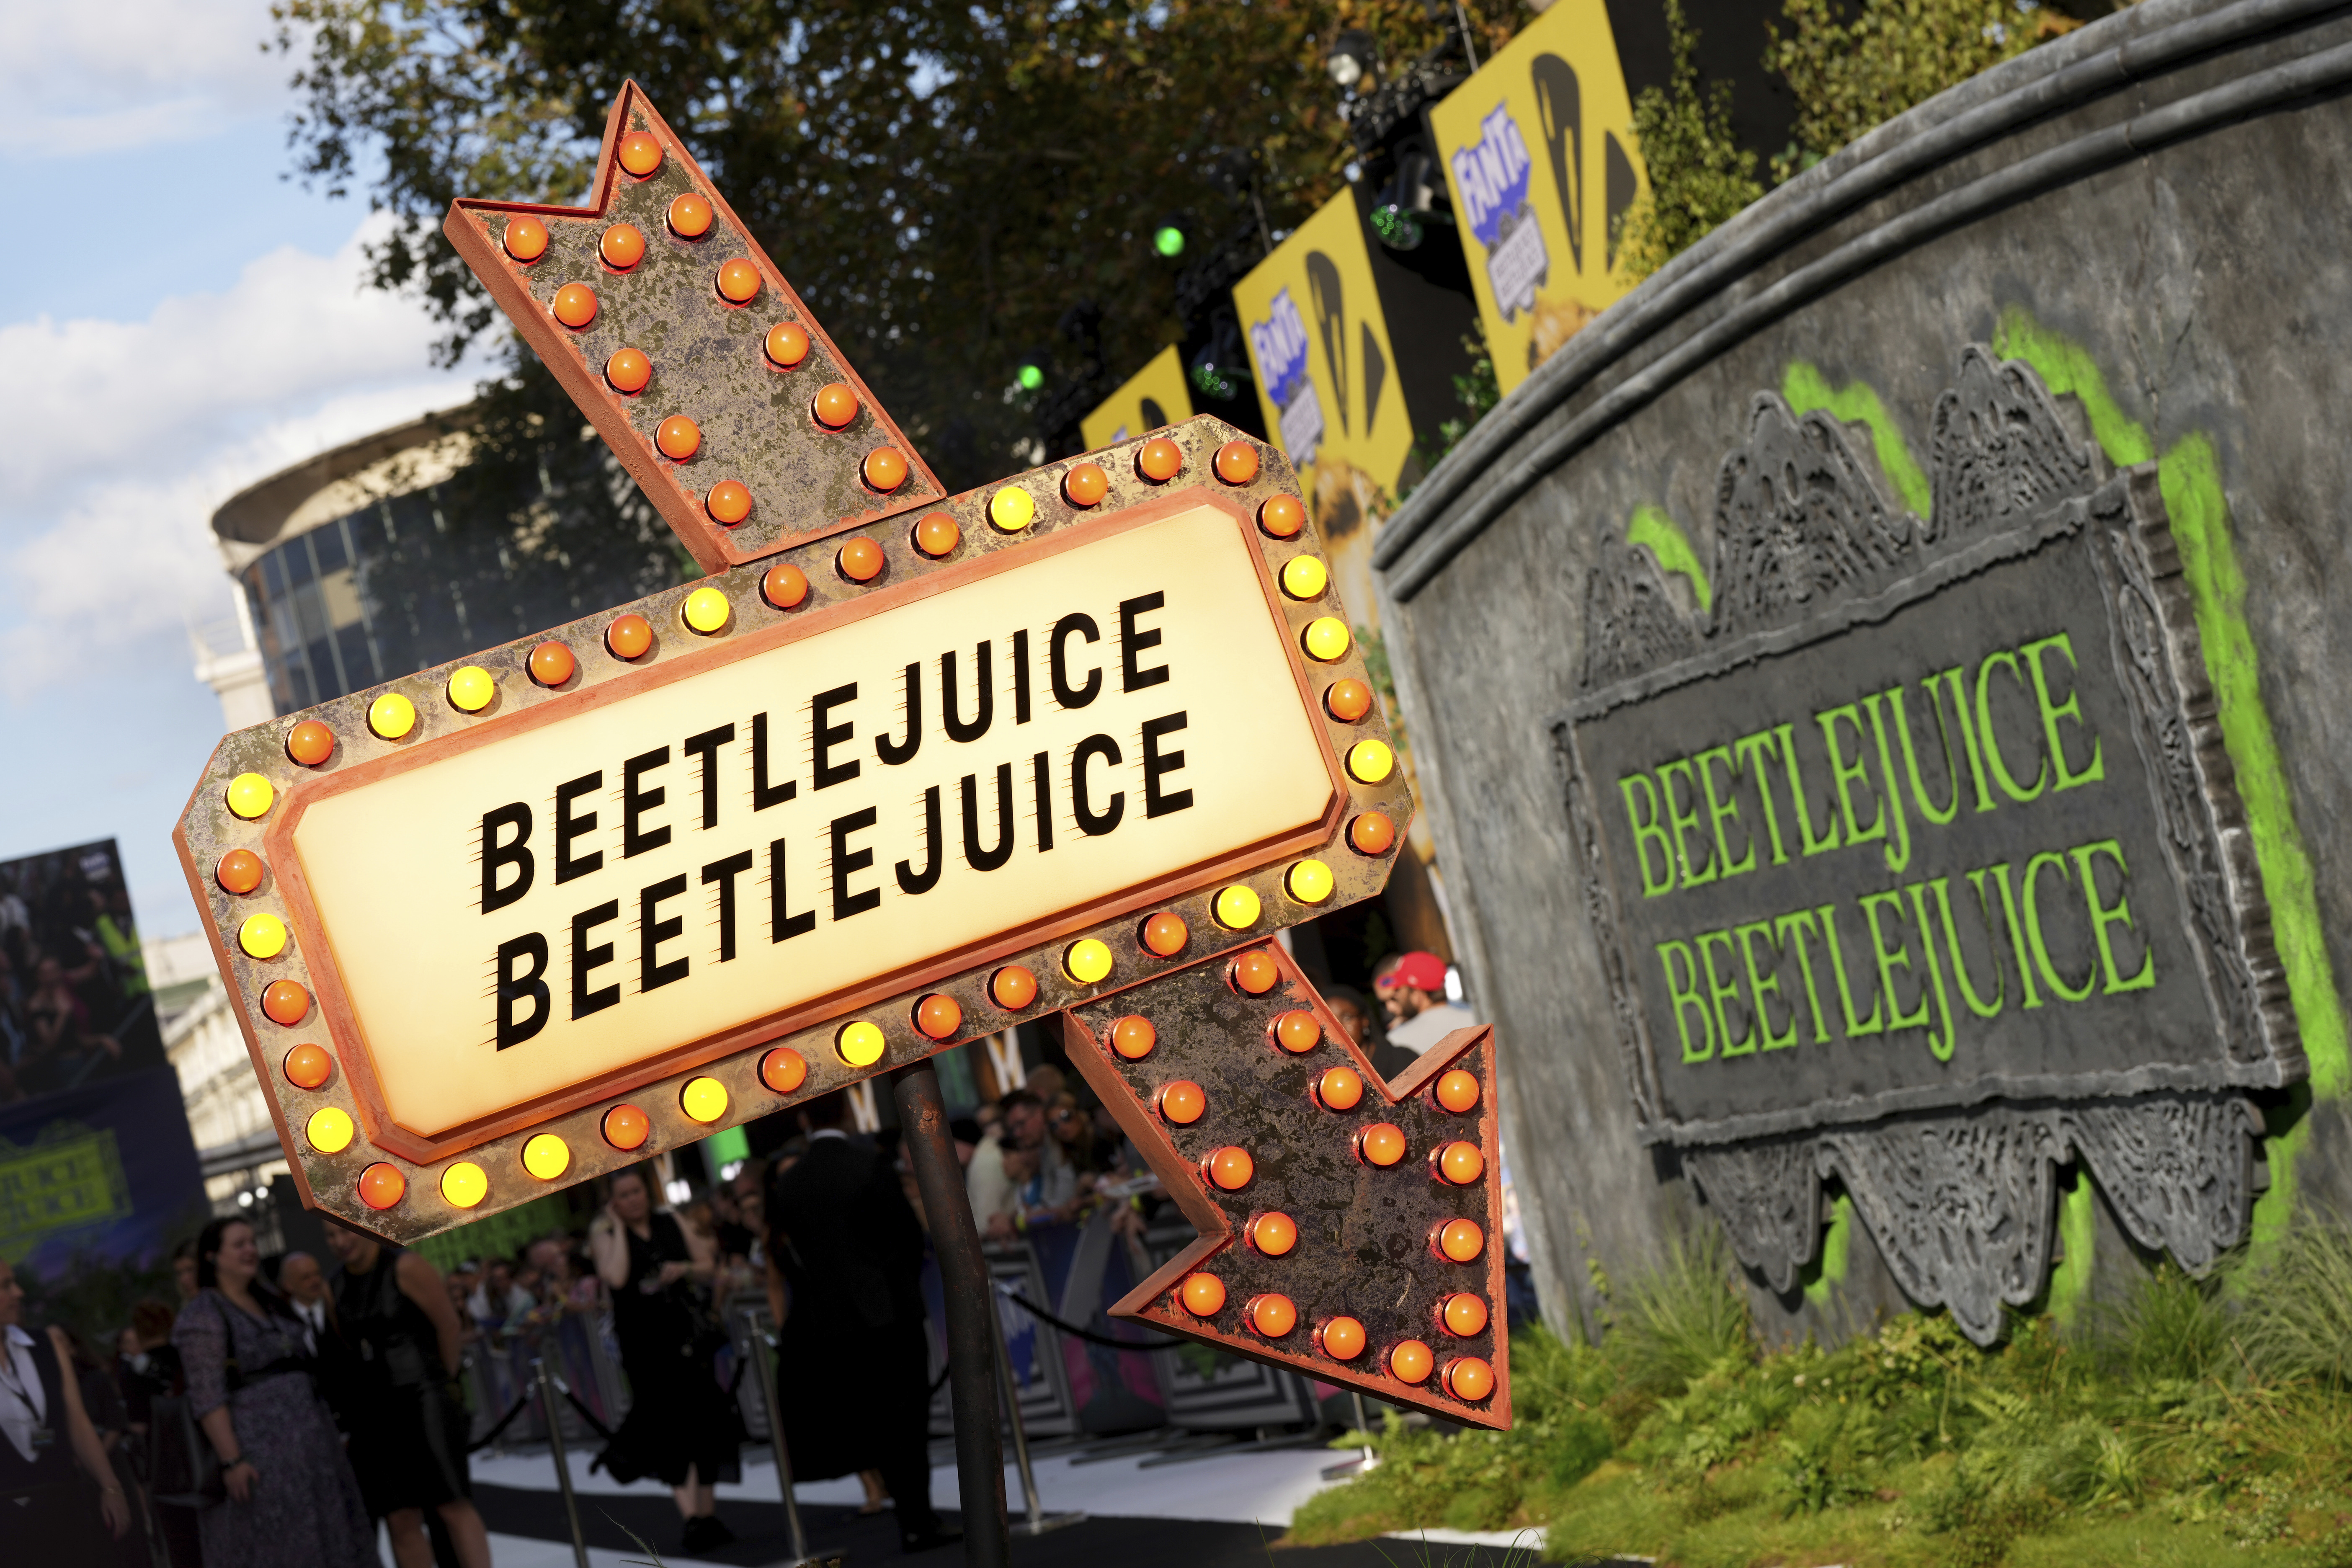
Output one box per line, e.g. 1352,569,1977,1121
1428,0,1648,394
1081,346,1195,452
1233,190,1416,545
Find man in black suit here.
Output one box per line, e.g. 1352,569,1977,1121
765,1092,958,1554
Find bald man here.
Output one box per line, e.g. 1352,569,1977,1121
279,1253,330,1339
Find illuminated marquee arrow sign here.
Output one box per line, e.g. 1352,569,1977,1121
171,82,1504,1426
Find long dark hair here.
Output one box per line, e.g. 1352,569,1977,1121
194,1217,300,1322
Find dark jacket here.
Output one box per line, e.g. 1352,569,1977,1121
766,1133,926,1338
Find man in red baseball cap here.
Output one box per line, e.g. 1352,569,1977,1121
1373,950,1473,1055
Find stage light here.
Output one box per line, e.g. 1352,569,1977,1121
1326,30,1377,91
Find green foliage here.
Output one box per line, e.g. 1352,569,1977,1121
269,0,1529,491
2241,1220,2352,1389
1768,0,2068,181
1617,0,1764,283
1292,1214,2352,1566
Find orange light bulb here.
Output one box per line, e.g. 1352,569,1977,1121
1259,494,1305,538
1204,1145,1254,1190
1272,1010,1321,1054
1444,1357,1497,1402
606,347,652,394
1247,1212,1298,1256
1326,679,1374,722
1109,1016,1157,1060
1231,950,1279,995
617,132,663,176
1141,911,1188,957
1357,1123,1407,1168
606,614,653,660
216,848,264,895
1315,1065,1365,1112
655,415,701,462
762,563,810,609
1246,1293,1297,1337
261,980,310,1027
668,192,713,238
1137,437,1183,482
358,1163,407,1211
760,1048,808,1094
707,480,753,524
600,222,645,270
1158,1081,1205,1125
913,512,959,557
282,1044,332,1090
529,642,575,686
1063,462,1109,507
990,966,1039,1010
503,217,548,262
1349,812,1398,856
915,994,964,1040
1390,1340,1435,1384
863,446,909,493
1440,1293,1490,1338
551,283,597,329
812,382,859,429
1179,1273,1226,1318
764,321,810,367
837,536,885,582
602,1104,651,1150
1317,1316,1367,1361
1214,440,1260,484
285,720,333,766
1436,1140,1487,1186
1434,1218,1485,1264
1435,1070,1481,1113
716,258,761,303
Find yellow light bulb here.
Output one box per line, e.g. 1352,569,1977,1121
1280,556,1329,600
441,1162,489,1209
1286,859,1334,905
447,666,496,712
238,913,288,959
683,586,731,634
1214,884,1261,929
837,1022,886,1067
522,1133,570,1180
306,1106,354,1154
225,772,274,820
1347,739,1396,784
1302,616,1351,662
989,485,1037,532
681,1076,732,1122
1064,939,1113,985
369,691,417,739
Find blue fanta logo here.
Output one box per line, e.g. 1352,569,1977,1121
1448,102,1548,322
1450,103,1534,251
1249,287,1325,466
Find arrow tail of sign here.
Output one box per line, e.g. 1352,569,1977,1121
1063,942,1511,1429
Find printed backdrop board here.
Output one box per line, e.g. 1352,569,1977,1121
1081,346,1196,453
1428,0,1648,394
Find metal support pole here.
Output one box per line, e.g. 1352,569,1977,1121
988,1302,1082,1535
533,1356,591,1568
892,1059,1011,1568
738,1302,820,1566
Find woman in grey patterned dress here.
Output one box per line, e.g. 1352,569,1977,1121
171,1217,375,1568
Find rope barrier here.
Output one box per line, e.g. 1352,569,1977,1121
996,1283,1177,1351
464,1393,533,1454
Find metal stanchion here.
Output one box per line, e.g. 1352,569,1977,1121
892,1060,1011,1568
737,1301,829,1566
533,1356,591,1568
990,1302,1083,1537
1322,1390,1381,1480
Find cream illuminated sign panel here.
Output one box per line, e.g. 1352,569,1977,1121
295,508,1331,1138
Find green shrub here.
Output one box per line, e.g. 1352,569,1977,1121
1611,1222,1755,1397
1616,0,1764,281
2084,1261,2237,1387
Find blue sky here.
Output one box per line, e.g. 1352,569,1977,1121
0,2,476,938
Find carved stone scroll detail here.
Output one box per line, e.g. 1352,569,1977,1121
1927,344,2098,541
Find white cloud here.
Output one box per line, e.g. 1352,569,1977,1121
0,211,475,696
0,0,295,155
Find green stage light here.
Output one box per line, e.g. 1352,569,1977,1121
1153,224,1186,258
1017,362,1045,391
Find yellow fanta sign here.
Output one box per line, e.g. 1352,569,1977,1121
1234,190,1416,538
1081,345,1195,453
1428,0,1648,393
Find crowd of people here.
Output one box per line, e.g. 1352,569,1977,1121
0,951,1470,1563
0,851,157,1104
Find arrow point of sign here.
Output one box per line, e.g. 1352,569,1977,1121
1066,944,1512,1430
444,81,945,573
